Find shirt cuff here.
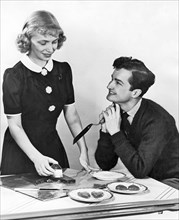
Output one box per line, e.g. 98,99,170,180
100,130,111,138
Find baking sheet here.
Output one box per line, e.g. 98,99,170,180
0,173,73,201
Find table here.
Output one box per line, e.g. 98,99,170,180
0,168,179,219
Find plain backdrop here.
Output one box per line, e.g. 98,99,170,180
0,0,178,170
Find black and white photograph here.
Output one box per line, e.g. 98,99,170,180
0,1,178,219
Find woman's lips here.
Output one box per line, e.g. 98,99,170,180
43,53,52,58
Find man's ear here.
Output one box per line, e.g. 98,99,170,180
131,89,142,98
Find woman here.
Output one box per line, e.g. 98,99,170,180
1,10,91,176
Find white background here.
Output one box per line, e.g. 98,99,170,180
0,0,178,170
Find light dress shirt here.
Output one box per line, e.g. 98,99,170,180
126,98,142,125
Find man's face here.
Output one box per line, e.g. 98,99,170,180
106,68,133,104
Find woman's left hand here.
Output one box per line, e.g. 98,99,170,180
79,153,91,172
63,104,100,172
79,153,100,173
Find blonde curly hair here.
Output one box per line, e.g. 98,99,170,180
16,10,66,53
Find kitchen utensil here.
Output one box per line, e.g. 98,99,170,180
73,118,104,144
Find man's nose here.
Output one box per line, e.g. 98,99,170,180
107,81,113,89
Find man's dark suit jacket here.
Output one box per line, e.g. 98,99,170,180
95,98,179,181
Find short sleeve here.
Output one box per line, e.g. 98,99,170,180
64,62,75,105
3,68,23,114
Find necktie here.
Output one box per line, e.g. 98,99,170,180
121,112,130,136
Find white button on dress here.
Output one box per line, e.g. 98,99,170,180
41,68,48,76
46,86,52,94
48,105,56,112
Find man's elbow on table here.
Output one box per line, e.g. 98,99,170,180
95,155,118,171
132,172,148,179
127,165,150,179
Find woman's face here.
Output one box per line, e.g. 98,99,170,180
28,31,59,65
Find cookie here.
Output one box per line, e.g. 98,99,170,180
91,191,104,198
128,184,140,191
77,191,91,199
115,184,128,190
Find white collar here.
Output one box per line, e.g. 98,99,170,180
21,54,53,73
127,98,142,117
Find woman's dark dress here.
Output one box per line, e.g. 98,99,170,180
1,59,75,175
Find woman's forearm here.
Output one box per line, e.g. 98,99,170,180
66,115,88,153
63,105,88,153
8,122,42,162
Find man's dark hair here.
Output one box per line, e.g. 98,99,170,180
113,56,155,97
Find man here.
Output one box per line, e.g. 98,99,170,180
95,56,179,189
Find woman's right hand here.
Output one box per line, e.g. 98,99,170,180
33,153,58,176
7,115,59,176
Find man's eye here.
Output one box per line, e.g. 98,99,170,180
116,81,122,85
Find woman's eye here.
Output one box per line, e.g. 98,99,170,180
53,40,58,44
39,41,46,45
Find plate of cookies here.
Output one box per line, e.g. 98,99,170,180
107,182,148,194
68,188,113,203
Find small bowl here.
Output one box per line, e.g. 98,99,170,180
51,164,63,178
